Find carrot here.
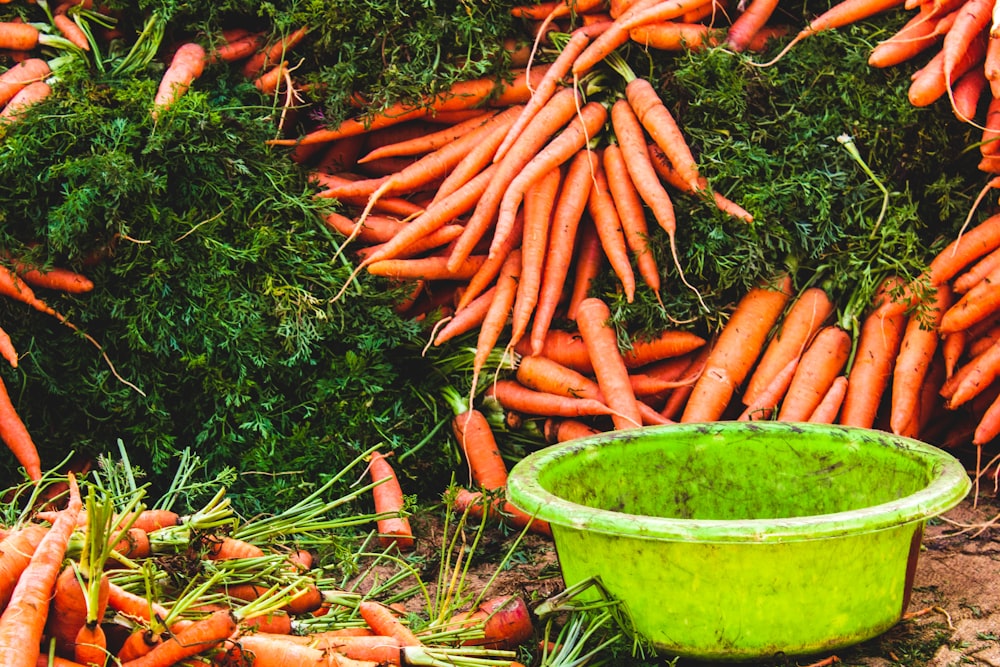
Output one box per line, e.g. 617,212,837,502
808,375,849,423
517,328,594,374
119,608,237,667
452,208,525,313
208,31,266,64
470,249,522,395
939,262,1000,333
951,65,986,124
322,211,461,250
241,25,309,78
253,61,287,96
867,7,957,68
611,97,702,307
586,148,637,305
359,110,499,163
566,220,605,321
624,78,702,195
367,451,414,551
628,21,722,51
202,535,266,560
775,325,852,422
429,109,520,204
737,355,799,421
14,264,94,293
511,0,607,19
941,0,993,109
603,142,662,300
0,326,16,368
0,58,51,109
742,286,835,406
840,298,907,428
754,0,906,66
0,523,48,610
216,633,383,667
891,284,952,436
0,473,81,667
973,384,1000,444
445,387,508,492
450,487,552,537
49,564,93,656
491,101,608,259
73,622,107,667
647,142,754,222
357,600,421,647
621,329,708,367
944,337,1000,408
681,274,793,422
908,30,987,107
725,0,780,51
510,166,562,349
0,23,41,51
528,150,596,355
268,65,551,146
544,417,602,442
241,632,402,664
151,42,205,120
432,286,496,347
106,582,171,629
366,254,488,281
954,245,1000,292
486,379,621,419
446,85,582,273
0,375,41,481
0,79,51,124
52,14,89,51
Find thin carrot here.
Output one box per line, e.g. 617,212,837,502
241,25,309,78
444,386,508,492
366,254,488,281
367,450,414,551
0,375,41,481
725,0,780,51
680,274,793,422
358,110,499,163
446,85,582,273
775,325,852,422
0,523,48,610
0,473,82,667
491,101,608,259
973,385,1000,444
486,379,622,418
587,149,638,304
647,143,754,222
742,286,835,406
954,245,1000,292
575,297,644,430
510,166,562,349
357,600,421,647
738,355,799,421
939,262,1000,333
660,339,713,419
470,249,522,397
253,61,287,96
840,296,907,428
453,208,524,313
604,142,662,301
753,0,906,67
941,0,993,111
624,77,701,195
951,64,987,124
529,149,596,355
808,375,849,423
429,109,520,205
891,284,952,436
566,220,605,321
432,286,496,347
943,337,1000,408
0,325,16,368
208,30,265,64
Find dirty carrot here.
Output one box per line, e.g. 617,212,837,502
367,451,414,551
576,297,644,430
681,275,793,422
444,386,508,492
587,149,638,303
0,473,82,667
450,487,552,538
202,535,266,560
357,600,421,647
119,608,237,667
776,325,852,422
743,286,835,407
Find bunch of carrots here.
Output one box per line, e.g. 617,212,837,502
0,446,537,667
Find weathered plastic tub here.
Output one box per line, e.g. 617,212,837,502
506,422,970,661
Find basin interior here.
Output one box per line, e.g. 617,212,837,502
536,426,936,521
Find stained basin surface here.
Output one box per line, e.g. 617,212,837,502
506,421,971,661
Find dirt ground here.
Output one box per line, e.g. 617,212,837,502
401,443,1000,667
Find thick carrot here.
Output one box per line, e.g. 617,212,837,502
119,608,237,667
446,85,582,273
510,166,562,349
366,254,488,281
367,451,414,551
357,600,421,647
0,523,48,610
566,220,605,321
954,245,1000,292
908,30,987,107
13,263,93,294
445,388,508,492
725,0,781,51
737,355,799,421
625,77,701,193
629,21,722,51
575,297,644,430
0,58,51,108
253,61,288,96
587,149,638,303
0,80,51,124
529,150,596,356
0,23,40,51
49,564,92,656
486,379,620,418
152,43,206,119
268,65,551,146
775,325,852,422
951,65,986,124
867,7,957,68
681,275,793,422
604,142,661,300
0,375,41,481
940,262,1000,333
941,0,992,104
202,535,266,560
0,473,82,667
891,284,952,436
840,300,907,428
492,101,608,259
621,329,708,367
73,622,107,667
742,286,835,406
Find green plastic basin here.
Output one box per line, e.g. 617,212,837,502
506,421,970,661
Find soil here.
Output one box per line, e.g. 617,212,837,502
397,444,1000,667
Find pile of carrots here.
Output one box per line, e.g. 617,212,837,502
0,448,536,667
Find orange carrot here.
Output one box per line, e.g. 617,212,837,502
943,337,1000,408
0,523,48,610
647,143,753,222
587,149,638,304
0,375,41,481
528,150,596,356
72,622,107,667
625,77,701,192
660,339,712,419
0,58,51,108
951,65,986,123
202,535,266,560
119,608,237,667
470,249,522,394
867,7,957,68
367,451,414,551
486,379,621,418
510,166,562,349
366,255,488,281
0,79,51,124
725,0,780,51
447,85,582,272
453,208,525,313
681,275,793,422
49,564,93,656
840,298,907,428
151,42,205,119
430,110,520,205
432,286,496,347
603,142,661,300
941,0,992,108
450,487,552,537
775,325,852,422
942,329,968,377
575,297,644,430
357,600,421,647
0,23,41,51
0,326,16,368
743,286,835,406
445,388,508,492
208,31,265,64
253,61,288,96
621,329,708,367
0,473,82,667
52,14,89,51
940,262,1000,333
13,263,94,293
628,21,722,51
891,284,952,435
544,417,602,442
808,375,849,423
954,245,1000,292
566,220,604,321
908,30,987,107
359,110,499,162
737,355,799,421
241,25,309,78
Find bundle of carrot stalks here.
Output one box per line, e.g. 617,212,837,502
0,447,535,667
